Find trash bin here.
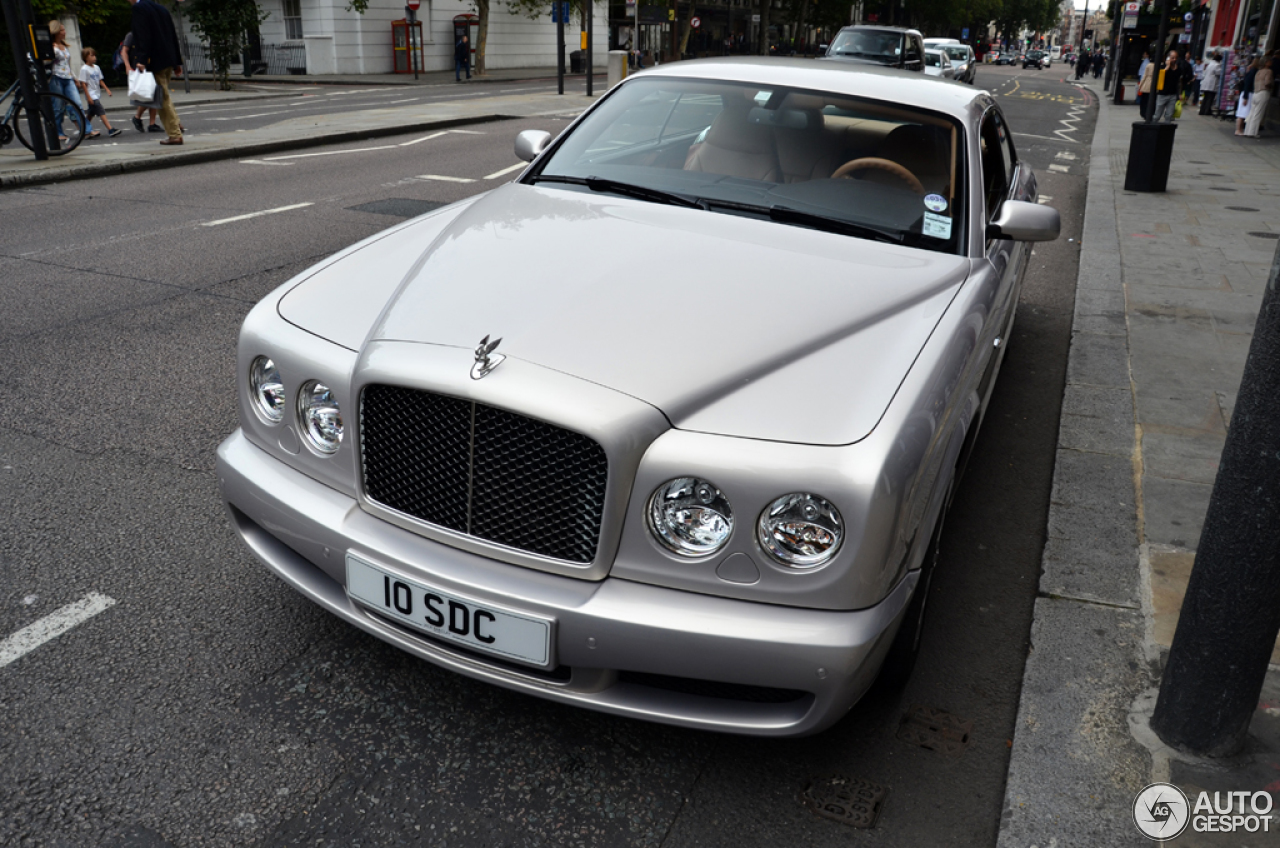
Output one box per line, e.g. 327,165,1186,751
570,50,583,73
1124,120,1178,193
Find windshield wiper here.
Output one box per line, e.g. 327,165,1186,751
530,174,703,209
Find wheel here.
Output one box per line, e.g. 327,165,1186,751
0,123,12,146
14,91,86,156
830,157,925,195
875,500,948,691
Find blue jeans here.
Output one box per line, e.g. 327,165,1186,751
47,75,85,136
455,58,470,80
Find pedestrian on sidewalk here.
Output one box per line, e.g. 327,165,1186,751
1138,55,1154,115
127,0,184,145
1200,50,1222,115
454,34,471,82
1153,49,1190,122
1243,54,1275,137
77,48,123,138
47,21,85,143
1235,58,1260,135
119,32,162,134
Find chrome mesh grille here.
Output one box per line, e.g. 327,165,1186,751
360,384,608,563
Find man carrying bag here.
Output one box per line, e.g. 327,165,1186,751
127,0,184,145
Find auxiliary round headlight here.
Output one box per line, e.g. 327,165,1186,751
757,493,843,568
249,356,285,424
647,477,734,557
297,381,343,454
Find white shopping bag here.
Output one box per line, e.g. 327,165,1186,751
128,68,156,102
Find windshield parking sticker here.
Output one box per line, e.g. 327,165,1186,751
924,194,948,212
923,211,952,239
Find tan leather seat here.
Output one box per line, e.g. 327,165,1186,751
684,107,781,183
867,124,951,196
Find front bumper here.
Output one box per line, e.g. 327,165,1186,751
216,429,915,736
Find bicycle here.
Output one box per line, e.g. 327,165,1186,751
0,75,87,156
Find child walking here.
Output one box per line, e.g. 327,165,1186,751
78,47,123,138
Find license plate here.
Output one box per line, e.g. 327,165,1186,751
346,553,553,668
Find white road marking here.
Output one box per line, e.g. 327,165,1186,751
382,97,421,104
399,131,449,147
262,145,396,161
207,111,292,121
239,159,297,166
1055,151,1079,160
203,202,314,226
416,174,476,183
448,129,487,134
484,162,525,180
1037,195,1054,204
0,593,117,669
1048,163,1071,173
1013,132,1078,143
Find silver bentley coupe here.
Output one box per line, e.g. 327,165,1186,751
217,57,1059,736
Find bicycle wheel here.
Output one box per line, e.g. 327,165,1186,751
14,91,85,156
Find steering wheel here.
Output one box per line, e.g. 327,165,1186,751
831,157,926,195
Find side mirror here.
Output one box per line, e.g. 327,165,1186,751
985,199,1060,242
515,129,553,163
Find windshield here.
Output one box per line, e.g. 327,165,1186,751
943,46,969,62
828,29,903,59
528,77,966,253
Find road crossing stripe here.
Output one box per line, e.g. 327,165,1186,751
203,203,314,226
416,175,476,183
0,593,117,669
262,146,397,161
399,131,449,147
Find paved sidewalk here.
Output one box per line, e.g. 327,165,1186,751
998,92,1280,845
0,86,596,189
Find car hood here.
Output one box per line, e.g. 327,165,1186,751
282,184,969,445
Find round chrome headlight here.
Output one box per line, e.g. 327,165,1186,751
757,494,843,568
647,477,734,557
297,381,343,454
249,356,285,424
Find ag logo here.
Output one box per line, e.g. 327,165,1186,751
1133,782,1190,840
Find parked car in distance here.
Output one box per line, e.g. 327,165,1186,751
1023,50,1046,69
994,51,1014,65
217,56,1060,738
824,25,926,72
923,47,955,79
940,43,976,83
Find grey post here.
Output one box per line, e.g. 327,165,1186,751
1149,238,1280,756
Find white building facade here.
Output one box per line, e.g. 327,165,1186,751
253,0,610,75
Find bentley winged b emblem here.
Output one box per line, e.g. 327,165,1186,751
470,334,506,380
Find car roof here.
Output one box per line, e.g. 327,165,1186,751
835,25,922,36
634,57,986,119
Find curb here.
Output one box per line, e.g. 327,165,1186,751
0,113,516,191
995,88,1155,848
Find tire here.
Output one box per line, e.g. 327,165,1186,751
14,91,86,156
874,501,948,691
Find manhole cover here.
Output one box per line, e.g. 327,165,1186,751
347,198,447,218
801,775,888,828
1211,187,1238,192
897,705,974,756
1248,231,1280,239
1227,206,1261,211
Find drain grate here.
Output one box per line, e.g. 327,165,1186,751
1248,231,1280,239
347,198,447,218
897,705,974,756
802,775,888,828
1227,206,1261,212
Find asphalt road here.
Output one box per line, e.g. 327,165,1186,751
0,63,1097,847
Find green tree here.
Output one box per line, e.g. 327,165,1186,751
32,0,122,27
186,0,268,90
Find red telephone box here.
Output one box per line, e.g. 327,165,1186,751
392,19,424,74
453,13,478,65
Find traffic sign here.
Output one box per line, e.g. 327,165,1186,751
406,0,420,10
691,16,700,27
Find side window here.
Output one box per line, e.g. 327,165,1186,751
979,113,1010,226
994,110,1016,181
904,36,920,64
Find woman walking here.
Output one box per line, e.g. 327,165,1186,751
47,21,86,142
1236,58,1260,136
1244,54,1276,137
1200,50,1222,115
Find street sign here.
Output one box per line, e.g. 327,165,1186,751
961,27,969,39
551,1,570,22
406,0,420,10
1123,1,1139,29
691,15,700,27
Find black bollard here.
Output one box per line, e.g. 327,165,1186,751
1150,239,1280,757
